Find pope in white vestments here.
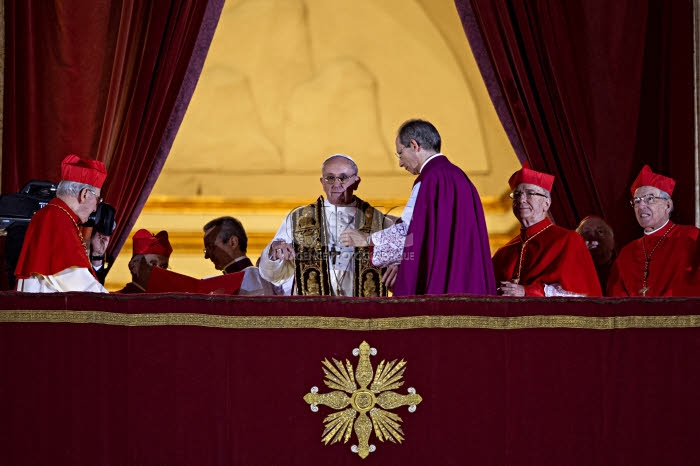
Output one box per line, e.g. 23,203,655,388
259,154,393,296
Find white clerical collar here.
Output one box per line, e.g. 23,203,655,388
222,256,249,270
420,153,444,173
324,198,357,208
644,219,670,235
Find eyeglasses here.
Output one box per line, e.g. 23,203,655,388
509,191,549,200
322,174,356,185
629,194,670,206
87,189,103,204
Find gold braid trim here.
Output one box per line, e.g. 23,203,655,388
3,311,700,330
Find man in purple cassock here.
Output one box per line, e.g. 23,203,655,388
340,119,496,296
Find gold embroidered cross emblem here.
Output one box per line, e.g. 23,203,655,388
303,341,423,459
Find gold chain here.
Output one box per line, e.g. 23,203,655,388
47,204,88,258
513,223,553,284
639,223,675,296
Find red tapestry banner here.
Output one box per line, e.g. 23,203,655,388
1,293,700,465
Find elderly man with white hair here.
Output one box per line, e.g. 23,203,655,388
258,154,394,296
14,154,108,293
608,165,700,296
492,164,602,297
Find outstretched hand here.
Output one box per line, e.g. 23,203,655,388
269,241,295,261
340,229,369,247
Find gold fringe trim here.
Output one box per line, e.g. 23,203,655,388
2,311,700,330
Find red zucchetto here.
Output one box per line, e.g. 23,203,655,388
629,165,676,196
132,229,173,257
61,154,107,189
508,163,555,192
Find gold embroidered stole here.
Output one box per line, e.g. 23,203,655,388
291,196,387,297
292,197,330,296
353,198,387,297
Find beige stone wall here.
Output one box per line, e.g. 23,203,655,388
105,0,520,290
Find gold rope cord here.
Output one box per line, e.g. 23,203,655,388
2,310,700,330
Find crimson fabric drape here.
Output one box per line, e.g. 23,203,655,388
2,0,222,266
3,0,121,186
2,293,700,465
454,0,695,248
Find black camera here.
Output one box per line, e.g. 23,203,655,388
0,180,57,233
84,202,117,236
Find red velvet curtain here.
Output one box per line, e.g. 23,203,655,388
2,0,220,262
454,0,695,247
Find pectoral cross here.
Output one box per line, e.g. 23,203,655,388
639,260,651,296
329,246,340,265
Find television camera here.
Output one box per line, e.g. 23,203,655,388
0,180,116,235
